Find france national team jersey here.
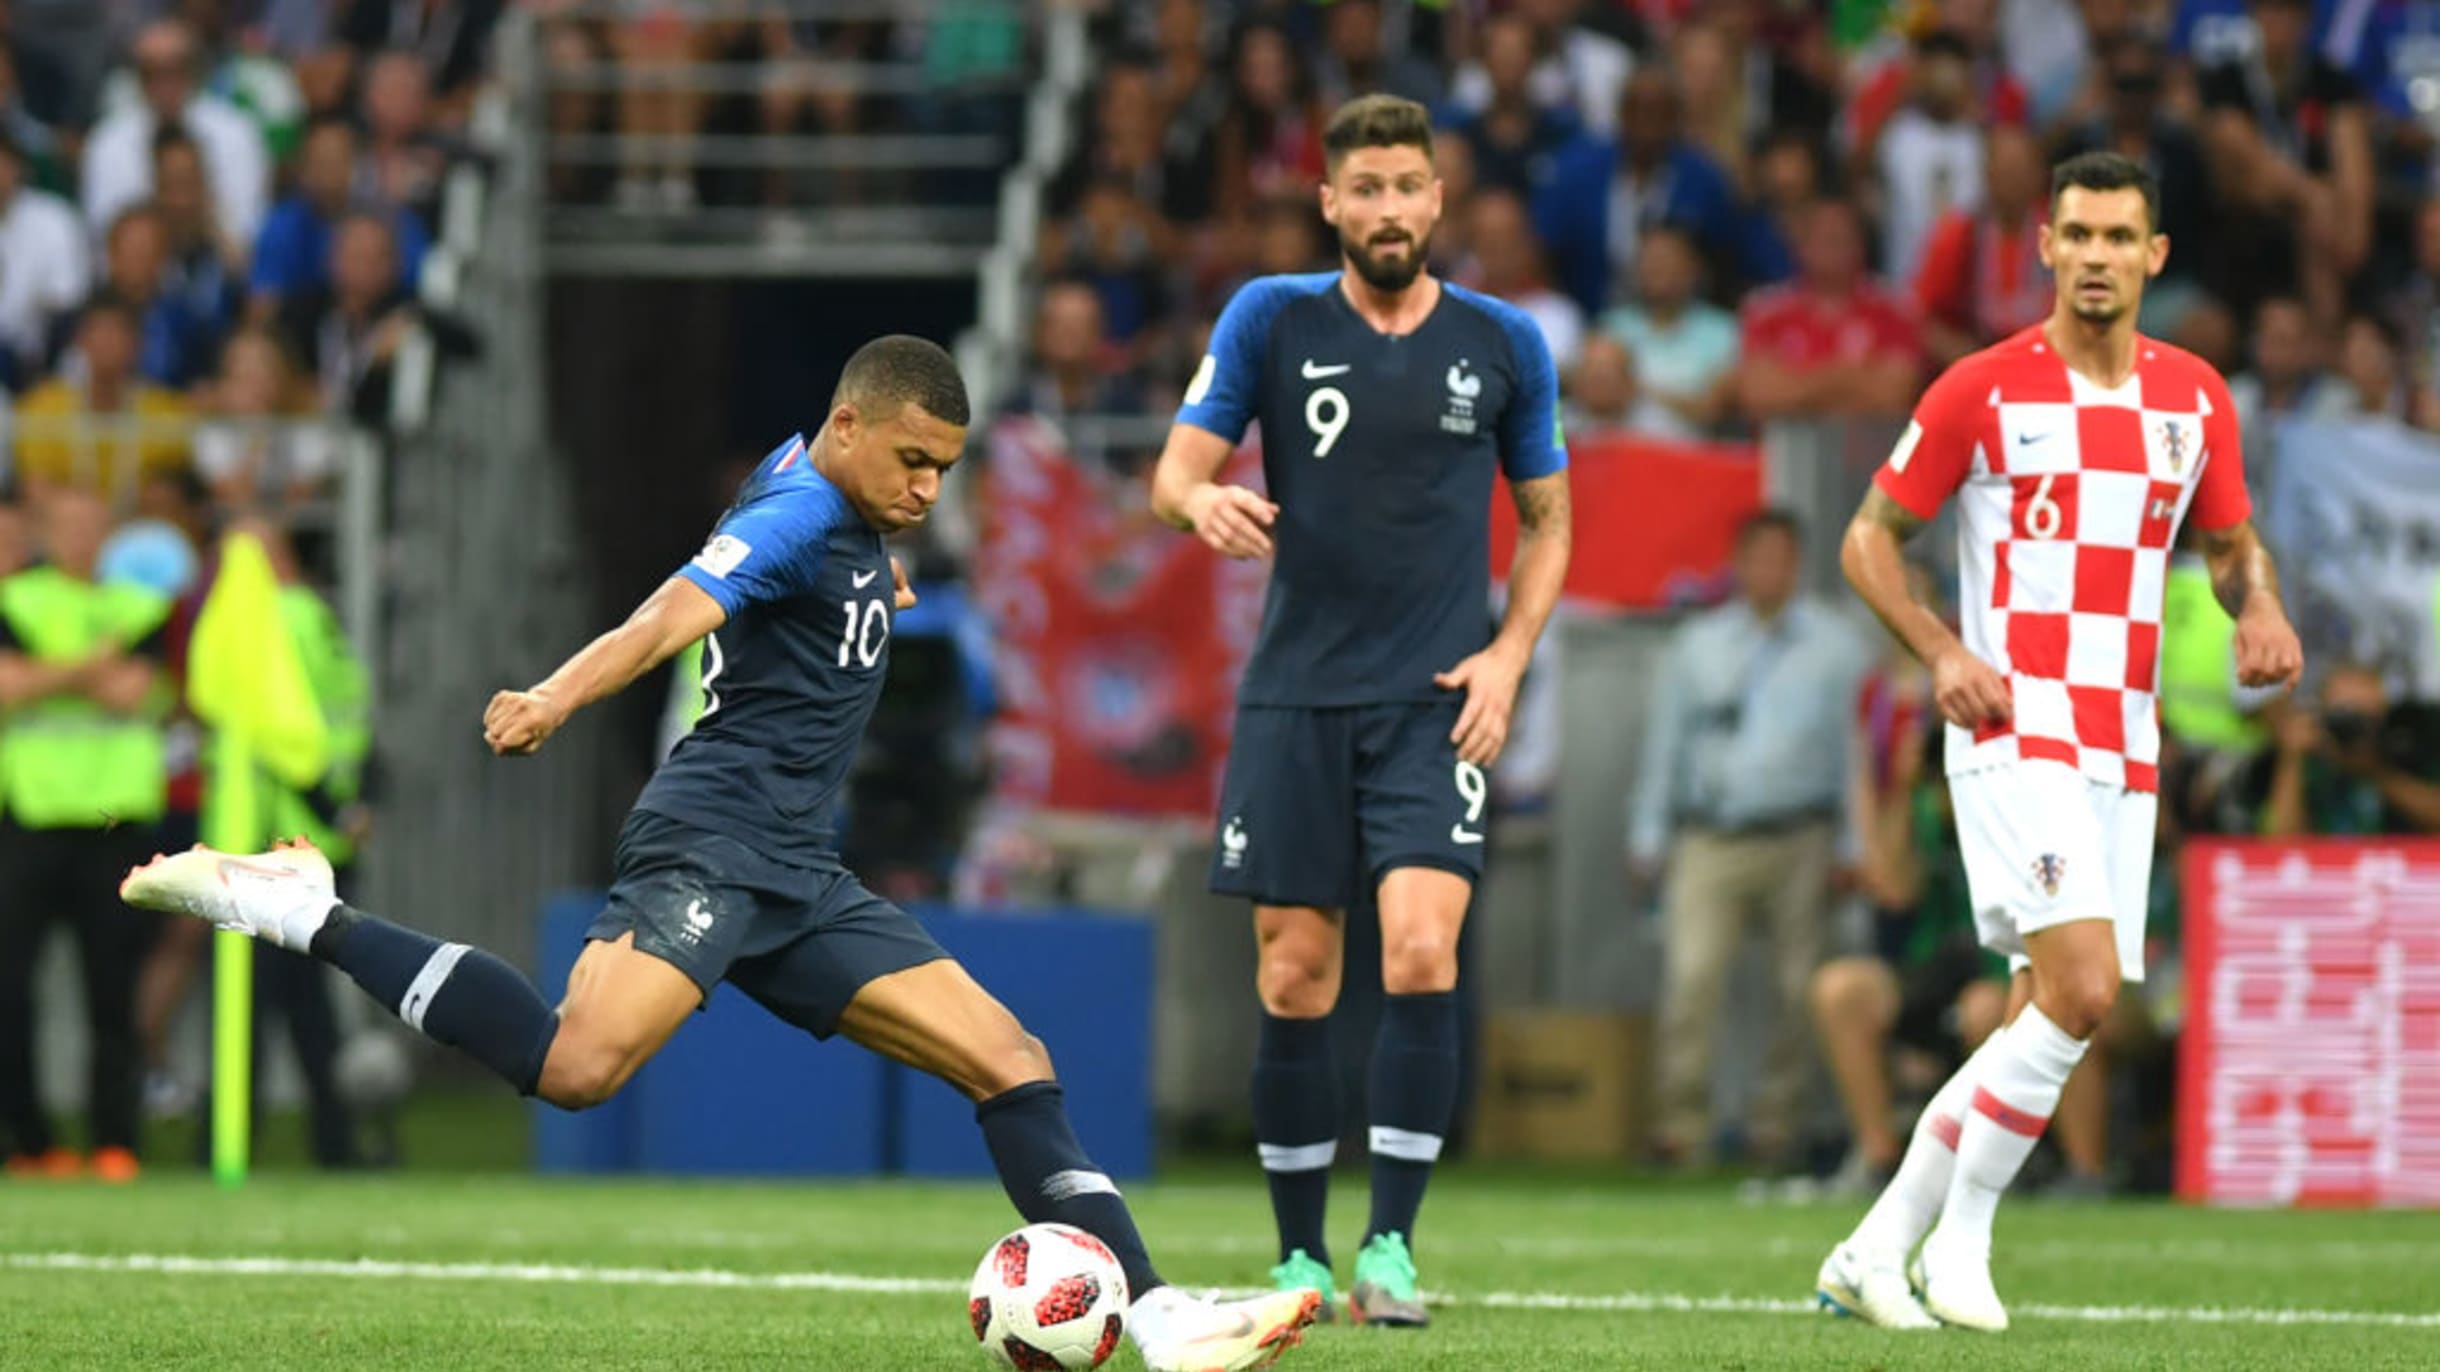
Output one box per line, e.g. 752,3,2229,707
1175,272,1565,706
634,433,895,867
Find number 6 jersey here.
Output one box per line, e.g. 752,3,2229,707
1175,272,1566,707
637,432,894,865
1874,326,2253,794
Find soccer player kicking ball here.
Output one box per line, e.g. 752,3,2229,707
124,336,1321,1372
1815,152,2302,1331
1150,95,1572,1327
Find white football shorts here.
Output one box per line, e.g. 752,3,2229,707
1949,760,2158,984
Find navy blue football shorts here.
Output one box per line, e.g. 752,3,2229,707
1207,701,1487,910
586,809,947,1038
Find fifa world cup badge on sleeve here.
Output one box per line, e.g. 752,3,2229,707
693,534,751,578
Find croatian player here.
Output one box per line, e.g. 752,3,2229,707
123,337,1322,1372
1150,95,1571,1326
1815,153,2302,1330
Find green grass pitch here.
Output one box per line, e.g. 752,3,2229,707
6,1137,2437,1370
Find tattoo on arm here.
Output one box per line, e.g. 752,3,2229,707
1858,486,1929,542
2199,520,2280,618
1514,473,1571,535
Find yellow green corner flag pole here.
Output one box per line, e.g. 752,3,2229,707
192,529,329,1189
208,729,261,1188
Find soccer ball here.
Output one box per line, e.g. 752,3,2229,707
967,1223,1130,1369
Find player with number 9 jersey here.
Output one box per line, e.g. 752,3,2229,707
1151,94,1572,1327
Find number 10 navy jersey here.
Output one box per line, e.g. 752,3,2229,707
634,433,895,868
1175,273,1566,707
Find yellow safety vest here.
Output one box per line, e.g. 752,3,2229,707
0,566,172,828
2159,562,2263,752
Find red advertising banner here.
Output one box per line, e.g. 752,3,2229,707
2178,839,2440,1207
1488,435,1762,608
973,417,1261,818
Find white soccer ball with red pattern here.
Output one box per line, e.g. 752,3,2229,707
968,1222,1130,1369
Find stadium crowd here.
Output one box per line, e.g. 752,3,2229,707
1002,0,2440,1193
0,1,480,1181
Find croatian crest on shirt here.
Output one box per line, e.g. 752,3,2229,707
2148,413,2199,478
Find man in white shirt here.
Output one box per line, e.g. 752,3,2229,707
0,132,88,378
80,19,269,249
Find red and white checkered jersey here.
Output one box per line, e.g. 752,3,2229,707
1874,326,2252,793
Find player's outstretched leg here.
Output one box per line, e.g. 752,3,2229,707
1815,1033,2009,1330
1250,905,1344,1317
121,841,692,1111
838,959,1323,1372
1349,868,1466,1330
1917,926,2111,1333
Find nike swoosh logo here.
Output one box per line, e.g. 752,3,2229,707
851,569,879,587
2016,432,2045,446
1179,1313,1258,1345
1301,360,1351,379
1451,824,1483,845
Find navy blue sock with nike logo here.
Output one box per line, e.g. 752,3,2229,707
311,905,559,1096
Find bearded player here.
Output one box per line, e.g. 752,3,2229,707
1815,152,2302,1331
1150,95,1571,1326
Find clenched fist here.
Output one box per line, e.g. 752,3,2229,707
484,688,567,756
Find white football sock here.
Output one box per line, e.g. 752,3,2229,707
1929,1006,2088,1261
1849,1033,2007,1258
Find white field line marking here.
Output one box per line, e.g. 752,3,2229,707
7,1252,2440,1330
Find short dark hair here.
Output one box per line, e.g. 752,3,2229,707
835,334,970,428
1915,29,1973,61
1322,93,1434,173
1738,507,1802,548
2050,150,2161,231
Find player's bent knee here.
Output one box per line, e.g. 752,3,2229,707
1256,950,1341,1018
967,1029,1056,1100
536,1040,636,1111
1811,958,1890,1024
2037,970,2119,1041
1381,930,1458,994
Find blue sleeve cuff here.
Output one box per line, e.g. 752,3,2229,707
673,563,743,621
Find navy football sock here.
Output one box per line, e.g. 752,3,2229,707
311,905,558,1096
1364,991,1459,1248
976,1081,1162,1299
1251,1011,1338,1265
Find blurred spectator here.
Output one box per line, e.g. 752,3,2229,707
1631,511,1872,1168
17,294,194,507
1596,224,1741,439
193,326,335,511
96,0,306,163
1439,14,1580,198
1456,188,1584,369
2263,662,2440,835
360,50,452,227
338,0,506,123
2228,295,2338,487
1004,280,1149,431
602,3,716,213
0,487,173,1181
1212,24,1327,225
1144,0,1228,200
1689,0,1838,164
1734,129,1828,289
1535,69,1744,314
1669,19,1750,189
1736,198,1924,422
2054,34,2212,325
0,130,87,386
0,44,69,194
249,116,431,321
1870,31,1989,288
2330,311,2439,424
152,127,246,350
97,203,221,389
2388,200,2440,402
1312,0,1443,111
1914,124,2053,367
1049,61,1210,238
2197,0,2374,326
1241,192,1329,281
81,18,271,249
277,211,413,424
1560,332,1676,439
1449,0,1637,138
1846,0,2029,153
1813,675,2006,1191
1039,176,1174,351
1426,127,1477,278
754,15,896,215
